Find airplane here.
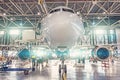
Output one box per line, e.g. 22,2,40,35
17,6,113,73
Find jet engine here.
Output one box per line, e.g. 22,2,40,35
92,46,111,61
18,49,30,61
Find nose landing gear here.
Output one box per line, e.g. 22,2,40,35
59,60,67,74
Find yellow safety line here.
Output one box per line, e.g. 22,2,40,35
62,72,67,80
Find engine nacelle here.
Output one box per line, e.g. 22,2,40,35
18,49,30,61
92,46,111,61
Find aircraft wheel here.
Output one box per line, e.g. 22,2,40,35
24,70,29,75
32,67,35,71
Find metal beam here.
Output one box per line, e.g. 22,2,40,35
96,2,106,13
107,2,116,12
87,2,96,15
0,0,119,4
25,17,36,28
81,2,87,13
110,3,120,12
93,16,108,27
96,2,108,13
5,3,18,15
9,0,37,29
22,0,34,15
9,0,24,14
110,20,120,29
85,13,120,16
0,23,5,28
2,16,20,28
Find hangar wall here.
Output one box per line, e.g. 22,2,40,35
22,30,35,41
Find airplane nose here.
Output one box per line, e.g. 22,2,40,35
18,49,30,60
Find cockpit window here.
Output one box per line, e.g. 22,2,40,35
49,8,74,14
62,8,74,13
50,9,60,14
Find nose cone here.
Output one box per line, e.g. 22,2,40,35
18,49,30,61
49,24,79,47
96,48,109,60
41,10,84,49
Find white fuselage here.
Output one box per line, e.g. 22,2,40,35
41,7,84,49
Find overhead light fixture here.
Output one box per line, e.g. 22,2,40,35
109,30,114,34
10,17,16,21
0,31,5,35
20,23,23,26
3,13,6,16
92,22,95,25
37,12,41,15
102,12,106,14
94,29,106,35
10,18,14,21
77,12,80,15
97,17,101,19
9,29,20,35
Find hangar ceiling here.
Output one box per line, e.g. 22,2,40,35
0,0,119,30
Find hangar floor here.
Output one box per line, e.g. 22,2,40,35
0,60,120,80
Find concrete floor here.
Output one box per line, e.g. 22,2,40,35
0,60,120,80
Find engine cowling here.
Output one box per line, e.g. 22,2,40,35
18,49,30,61
92,46,111,61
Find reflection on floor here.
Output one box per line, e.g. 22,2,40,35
0,60,120,80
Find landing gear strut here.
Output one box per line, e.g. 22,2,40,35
59,59,67,74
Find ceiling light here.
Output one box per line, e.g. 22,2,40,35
77,12,80,15
37,12,41,15
3,13,6,16
0,31,4,35
9,29,20,35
